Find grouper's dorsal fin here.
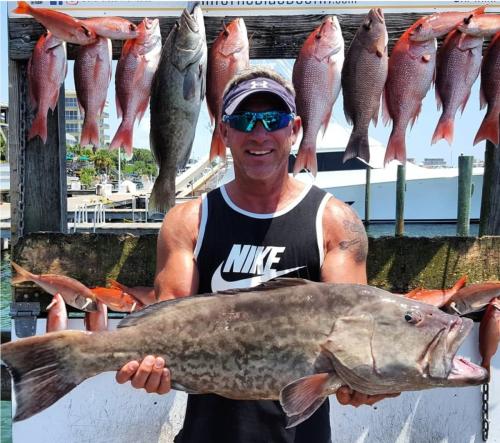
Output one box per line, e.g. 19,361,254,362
216,278,313,295
118,278,313,328
117,295,206,328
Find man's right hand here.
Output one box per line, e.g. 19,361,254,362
116,356,171,394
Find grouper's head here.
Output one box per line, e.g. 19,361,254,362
323,285,487,393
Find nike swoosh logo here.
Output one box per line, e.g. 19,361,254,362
211,263,306,291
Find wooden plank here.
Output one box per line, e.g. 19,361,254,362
22,84,67,234
8,12,480,60
10,233,500,300
485,140,500,234
8,60,26,246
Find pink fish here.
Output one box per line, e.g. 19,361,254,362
13,1,96,46
110,18,162,159
46,293,67,332
74,37,112,147
207,18,249,161
479,298,500,375
405,275,468,307
292,16,344,176
11,262,97,312
27,32,67,143
81,17,138,40
474,32,500,146
459,14,500,37
432,30,483,145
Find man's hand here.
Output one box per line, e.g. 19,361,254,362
116,355,171,394
336,386,400,407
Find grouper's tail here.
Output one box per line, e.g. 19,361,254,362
1,330,93,421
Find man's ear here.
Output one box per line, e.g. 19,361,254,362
220,121,229,146
291,115,302,145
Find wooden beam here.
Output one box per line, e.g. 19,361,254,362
11,233,500,303
485,140,500,234
8,12,476,61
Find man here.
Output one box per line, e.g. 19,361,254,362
116,67,397,442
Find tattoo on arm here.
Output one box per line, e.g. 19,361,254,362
339,219,368,263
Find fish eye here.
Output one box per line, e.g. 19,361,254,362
363,19,372,31
404,311,422,324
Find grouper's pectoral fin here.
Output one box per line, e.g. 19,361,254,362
279,372,342,428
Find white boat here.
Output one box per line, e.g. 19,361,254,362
221,122,484,223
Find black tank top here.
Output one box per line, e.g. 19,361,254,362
175,184,332,443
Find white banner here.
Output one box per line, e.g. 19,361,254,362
8,0,500,18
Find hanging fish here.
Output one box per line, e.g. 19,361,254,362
474,32,500,146
27,32,67,143
432,30,483,145
292,16,344,176
74,37,112,148
13,1,96,46
149,5,207,212
110,18,162,159
207,18,250,161
341,8,388,163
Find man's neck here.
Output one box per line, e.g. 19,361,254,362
225,176,307,214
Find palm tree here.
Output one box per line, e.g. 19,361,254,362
92,149,114,175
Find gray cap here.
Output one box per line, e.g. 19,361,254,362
222,77,296,116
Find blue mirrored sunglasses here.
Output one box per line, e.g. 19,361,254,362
222,111,295,133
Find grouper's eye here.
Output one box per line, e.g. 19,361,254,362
404,311,422,324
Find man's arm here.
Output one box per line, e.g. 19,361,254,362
321,197,399,407
115,199,201,393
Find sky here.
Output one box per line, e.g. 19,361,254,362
0,1,493,166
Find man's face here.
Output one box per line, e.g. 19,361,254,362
220,92,301,182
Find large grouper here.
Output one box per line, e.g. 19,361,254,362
1,279,487,425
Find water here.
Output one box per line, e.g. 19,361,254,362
366,222,479,238
1,252,11,443
0,223,481,442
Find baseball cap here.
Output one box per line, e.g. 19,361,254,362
222,77,296,116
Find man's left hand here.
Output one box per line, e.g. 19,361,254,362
336,386,400,407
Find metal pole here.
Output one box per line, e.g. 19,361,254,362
118,148,122,192
395,165,405,237
364,166,371,226
457,155,473,236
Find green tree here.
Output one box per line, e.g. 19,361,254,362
79,167,96,188
92,149,114,174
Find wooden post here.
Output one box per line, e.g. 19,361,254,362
364,166,371,226
395,165,405,237
457,155,473,237
479,140,500,235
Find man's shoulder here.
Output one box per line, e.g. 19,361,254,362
322,193,362,227
161,197,203,237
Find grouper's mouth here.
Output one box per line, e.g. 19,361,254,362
448,357,489,384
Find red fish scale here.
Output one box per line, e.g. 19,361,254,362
384,38,435,162
480,34,500,121
435,31,482,122
294,59,338,147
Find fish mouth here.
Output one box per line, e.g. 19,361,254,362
448,357,488,384
144,18,159,31
184,4,203,33
371,8,385,23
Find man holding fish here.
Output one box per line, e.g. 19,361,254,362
114,67,398,442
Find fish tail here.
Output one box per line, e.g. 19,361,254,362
107,278,127,291
149,175,176,214
473,111,499,146
431,115,454,146
13,1,31,14
110,120,133,156
293,144,318,176
452,275,468,293
209,126,227,162
80,116,100,148
343,129,370,163
10,262,34,285
384,127,406,165
28,110,48,144
1,331,93,421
